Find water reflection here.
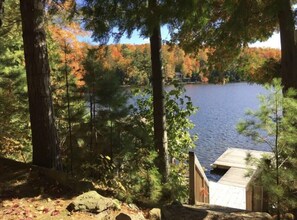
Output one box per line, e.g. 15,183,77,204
184,83,270,179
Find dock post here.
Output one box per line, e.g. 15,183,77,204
189,151,195,205
189,151,209,205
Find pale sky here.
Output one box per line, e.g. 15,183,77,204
115,28,281,49
249,32,281,49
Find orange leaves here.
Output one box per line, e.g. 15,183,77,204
48,22,89,85
62,0,76,11
245,47,281,61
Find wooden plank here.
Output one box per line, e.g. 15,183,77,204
189,151,209,205
253,185,263,211
246,186,253,211
211,148,272,170
189,152,195,205
210,148,272,211
218,167,252,187
209,181,246,210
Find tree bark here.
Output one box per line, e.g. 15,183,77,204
278,0,297,91
150,23,169,182
0,0,4,27
20,0,59,168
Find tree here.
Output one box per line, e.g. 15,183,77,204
83,49,130,159
171,0,296,90
0,0,4,27
237,79,297,218
20,0,59,168
0,0,31,161
109,83,197,203
47,35,87,173
149,7,169,181
278,0,297,91
81,0,170,181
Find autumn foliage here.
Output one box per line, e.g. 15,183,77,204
74,43,281,85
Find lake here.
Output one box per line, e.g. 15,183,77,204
184,83,270,180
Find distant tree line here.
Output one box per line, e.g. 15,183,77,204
78,44,281,85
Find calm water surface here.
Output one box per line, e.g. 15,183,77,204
184,83,270,180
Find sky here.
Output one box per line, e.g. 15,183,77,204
81,26,281,49
249,32,281,49
111,28,281,49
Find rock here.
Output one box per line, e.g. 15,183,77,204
96,209,113,220
116,212,146,220
283,213,294,220
113,199,122,210
128,203,139,211
149,208,161,220
67,191,118,213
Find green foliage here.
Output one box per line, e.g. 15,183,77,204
0,0,31,162
115,147,162,204
47,30,88,172
127,47,151,85
81,153,116,184
81,49,134,185
252,58,281,84
163,82,198,202
82,82,198,204
237,78,297,215
115,83,197,203
83,49,130,155
171,0,279,70
165,82,198,160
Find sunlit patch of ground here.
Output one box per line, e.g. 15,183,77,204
0,157,137,219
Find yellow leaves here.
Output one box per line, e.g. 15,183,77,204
48,23,88,85
62,0,76,11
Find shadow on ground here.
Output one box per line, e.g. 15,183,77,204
0,157,75,200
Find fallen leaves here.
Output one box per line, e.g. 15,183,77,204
1,199,37,220
0,197,64,220
50,209,60,216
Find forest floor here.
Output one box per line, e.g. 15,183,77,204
0,157,148,220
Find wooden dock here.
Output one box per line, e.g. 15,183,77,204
209,148,272,210
211,148,272,187
189,148,273,211
211,148,271,170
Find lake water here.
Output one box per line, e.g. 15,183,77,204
184,83,271,180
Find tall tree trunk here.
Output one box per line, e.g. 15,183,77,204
20,0,59,168
149,22,169,182
0,0,4,27
278,0,297,91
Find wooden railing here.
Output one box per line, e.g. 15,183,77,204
246,184,267,211
189,151,209,205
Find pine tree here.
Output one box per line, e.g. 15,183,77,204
47,33,88,173
20,0,60,168
237,79,297,218
82,49,130,159
81,0,170,181
0,0,31,162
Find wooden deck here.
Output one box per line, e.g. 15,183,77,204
211,148,272,171
209,181,246,210
209,148,272,209
189,148,272,211
218,167,251,187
